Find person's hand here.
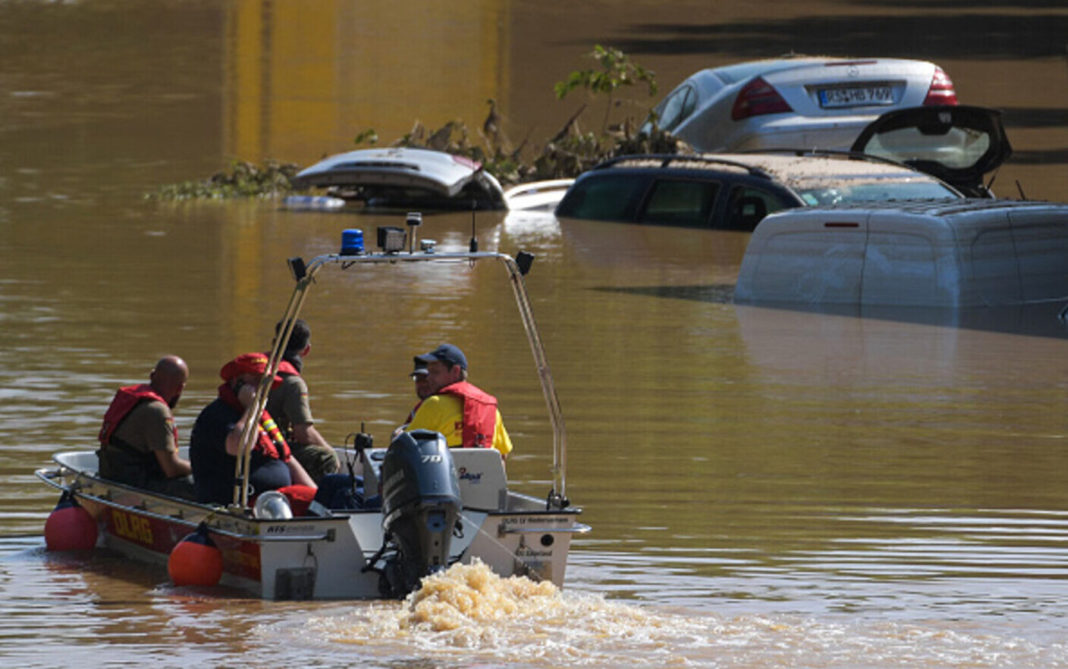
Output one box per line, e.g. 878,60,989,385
237,382,256,408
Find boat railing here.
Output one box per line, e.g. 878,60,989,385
36,466,335,543
499,523,592,535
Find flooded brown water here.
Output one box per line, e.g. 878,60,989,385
2,1,1068,667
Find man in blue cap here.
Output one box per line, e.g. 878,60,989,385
403,343,512,458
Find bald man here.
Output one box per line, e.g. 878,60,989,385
97,355,195,499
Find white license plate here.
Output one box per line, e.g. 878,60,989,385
818,86,894,108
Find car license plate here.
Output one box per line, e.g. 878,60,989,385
818,86,894,108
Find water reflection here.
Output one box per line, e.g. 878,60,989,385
3,0,1068,665
736,301,1068,340
223,0,509,166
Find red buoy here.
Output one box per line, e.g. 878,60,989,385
44,491,98,551
168,522,223,587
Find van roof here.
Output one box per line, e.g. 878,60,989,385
767,198,1058,218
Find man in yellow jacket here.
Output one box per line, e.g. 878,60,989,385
403,344,512,459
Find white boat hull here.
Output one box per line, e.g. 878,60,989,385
39,448,587,600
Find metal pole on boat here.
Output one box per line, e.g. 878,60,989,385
496,254,569,509
230,260,322,510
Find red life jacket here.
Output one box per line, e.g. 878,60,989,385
257,411,291,460
98,384,177,446
265,356,301,443
437,381,499,449
274,358,300,378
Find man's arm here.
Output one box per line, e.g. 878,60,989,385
493,409,513,459
279,376,326,446
225,384,257,456
154,449,192,478
286,455,316,488
292,422,330,447
224,417,247,456
141,401,193,477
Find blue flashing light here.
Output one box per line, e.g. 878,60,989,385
340,229,364,255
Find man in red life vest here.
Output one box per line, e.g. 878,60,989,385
265,319,340,483
97,355,195,499
189,353,316,506
404,344,513,459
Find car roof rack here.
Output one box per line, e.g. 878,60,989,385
738,148,914,170
592,154,774,180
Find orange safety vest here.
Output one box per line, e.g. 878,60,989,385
98,384,177,447
257,411,290,460
437,381,499,449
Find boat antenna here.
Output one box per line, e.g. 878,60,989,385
406,212,422,253
1016,179,1027,200
469,201,478,253
343,431,359,479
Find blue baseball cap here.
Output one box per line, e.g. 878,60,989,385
409,361,429,379
414,343,468,370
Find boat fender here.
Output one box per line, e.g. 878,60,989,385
168,522,223,587
44,490,98,551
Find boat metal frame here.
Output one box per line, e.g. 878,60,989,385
233,246,570,512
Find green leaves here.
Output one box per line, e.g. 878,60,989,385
147,160,300,201
353,128,379,146
554,45,658,101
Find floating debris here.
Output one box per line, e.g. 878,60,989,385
147,160,301,201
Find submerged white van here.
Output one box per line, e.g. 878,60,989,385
734,199,1068,308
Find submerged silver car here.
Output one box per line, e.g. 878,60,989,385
647,56,958,152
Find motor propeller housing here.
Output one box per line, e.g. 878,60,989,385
379,429,462,596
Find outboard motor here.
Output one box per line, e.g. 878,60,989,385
378,429,462,597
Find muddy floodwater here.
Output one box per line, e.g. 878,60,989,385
2,1,1067,667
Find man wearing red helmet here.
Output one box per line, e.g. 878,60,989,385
189,353,316,506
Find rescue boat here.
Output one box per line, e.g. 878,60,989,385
36,218,588,599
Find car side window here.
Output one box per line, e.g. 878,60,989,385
556,173,648,222
640,179,720,227
723,187,788,230
654,86,696,131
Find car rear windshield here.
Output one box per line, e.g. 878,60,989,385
796,179,960,205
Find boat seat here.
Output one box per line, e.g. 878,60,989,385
450,448,508,512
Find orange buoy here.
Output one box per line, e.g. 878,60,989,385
168,522,223,587
44,491,98,551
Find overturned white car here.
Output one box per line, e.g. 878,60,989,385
288,147,571,212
